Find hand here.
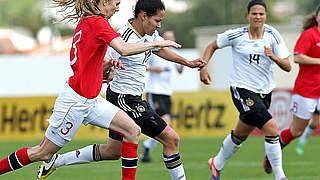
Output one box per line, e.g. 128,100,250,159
264,46,275,60
103,59,124,84
155,40,182,49
108,59,125,70
187,58,207,69
200,67,212,85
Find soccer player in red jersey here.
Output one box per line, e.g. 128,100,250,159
263,4,320,175
0,0,181,179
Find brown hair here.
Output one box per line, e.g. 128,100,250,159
302,5,320,31
53,0,106,22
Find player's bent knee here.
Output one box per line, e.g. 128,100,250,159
125,125,141,143
166,130,180,149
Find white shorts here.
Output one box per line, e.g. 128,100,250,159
45,84,119,147
290,94,320,120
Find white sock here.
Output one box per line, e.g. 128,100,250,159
299,124,315,144
265,141,285,180
164,153,186,180
214,134,241,170
143,137,159,151
55,145,95,168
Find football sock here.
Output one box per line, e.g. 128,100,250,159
143,138,159,152
163,153,186,180
214,133,242,170
0,148,32,175
54,144,100,168
121,141,138,180
299,124,315,144
279,128,295,148
265,136,285,180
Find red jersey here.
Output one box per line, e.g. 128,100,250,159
293,26,320,98
68,16,120,99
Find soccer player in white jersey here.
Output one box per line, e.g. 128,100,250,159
200,0,291,180
140,29,184,163
36,0,206,180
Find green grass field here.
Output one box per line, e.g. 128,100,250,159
0,136,319,180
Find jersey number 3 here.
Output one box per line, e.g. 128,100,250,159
70,30,82,65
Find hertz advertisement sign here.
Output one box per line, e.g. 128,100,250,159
0,91,239,140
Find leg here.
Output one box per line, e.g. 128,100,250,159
207,120,254,180
214,120,254,170
296,112,319,155
261,119,285,180
0,137,60,175
280,115,309,147
141,114,171,162
55,110,139,180
154,127,185,180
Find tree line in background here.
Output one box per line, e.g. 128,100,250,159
0,0,319,48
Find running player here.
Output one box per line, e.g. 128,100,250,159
140,29,184,163
263,4,320,174
0,0,181,179
200,0,291,180
36,0,205,180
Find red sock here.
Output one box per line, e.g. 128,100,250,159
280,128,295,145
0,147,32,175
121,141,138,180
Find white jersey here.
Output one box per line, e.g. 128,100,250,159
217,24,289,94
107,22,163,96
145,50,178,96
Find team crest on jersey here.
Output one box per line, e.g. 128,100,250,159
136,104,146,112
245,98,254,106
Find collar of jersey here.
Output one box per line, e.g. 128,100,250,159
127,18,143,39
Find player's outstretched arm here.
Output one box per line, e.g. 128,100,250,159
153,47,206,69
110,38,181,57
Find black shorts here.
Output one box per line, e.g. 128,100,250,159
106,87,167,140
230,86,272,129
146,93,171,116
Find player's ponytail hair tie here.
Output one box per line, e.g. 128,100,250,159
247,0,267,13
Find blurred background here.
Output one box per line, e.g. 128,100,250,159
0,0,319,139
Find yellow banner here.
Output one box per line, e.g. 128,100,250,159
170,91,238,137
0,91,238,140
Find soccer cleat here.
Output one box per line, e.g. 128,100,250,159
295,142,306,155
263,155,272,174
280,177,288,180
208,158,221,180
37,154,58,180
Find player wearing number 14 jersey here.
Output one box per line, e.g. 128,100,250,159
200,0,291,179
